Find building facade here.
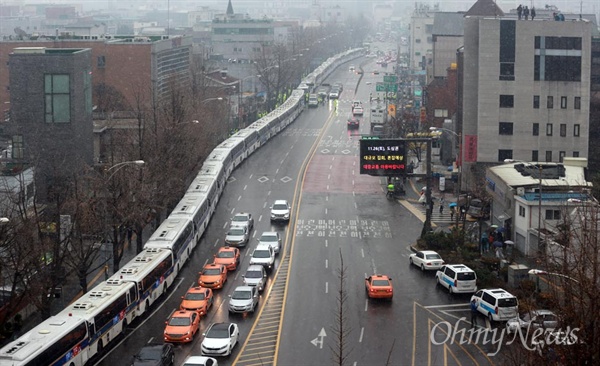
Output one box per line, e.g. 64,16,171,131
409,4,436,71
462,17,593,189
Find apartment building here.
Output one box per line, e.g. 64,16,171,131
409,4,436,71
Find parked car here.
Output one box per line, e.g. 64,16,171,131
258,231,281,254
242,265,267,292
506,309,558,334
131,343,175,366
435,264,477,294
471,288,519,322
228,286,259,314
409,250,444,271
181,356,218,366
329,89,340,99
201,322,239,357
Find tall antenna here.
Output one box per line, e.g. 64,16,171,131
580,0,583,19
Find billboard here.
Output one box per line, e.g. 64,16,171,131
359,138,406,176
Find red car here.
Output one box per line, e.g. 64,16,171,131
164,310,201,343
365,274,393,300
213,246,241,271
347,117,360,129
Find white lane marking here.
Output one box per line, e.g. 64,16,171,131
203,258,209,266
371,258,377,274
234,272,239,281
325,208,328,215
328,174,331,180
223,222,228,229
276,168,280,174
268,190,271,196
364,299,368,312
332,156,335,161
243,185,247,190
238,195,242,201
280,159,285,164
325,239,328,247
252,231,257,238
359,327,364,342
258,214,263,222
325,259,328,269
325,282,328,294
148,337,154,343
249,174,253,179
263,202,267,208
329,165,332,169
354,202,358,209
326,196,329,201
352,180,355,186
353,191,356,197
361,248,365,258
424,303,472,309
213,239,219,247
231,207,235,214
352,169,355,175
327,185,330,190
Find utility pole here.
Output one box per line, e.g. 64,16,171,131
421,139,432,237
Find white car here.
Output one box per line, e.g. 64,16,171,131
242,265,267,292
224,225,249,247
201,322,239,357
270,200,290,222
409,250,444,271
249,244,275,271
506,309,558,334
352,105,364,116
228,286,259,314
230,212,253,232
182,355,218,366
258,231,281,254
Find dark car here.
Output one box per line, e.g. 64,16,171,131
131,343,175,366
347,117,360,129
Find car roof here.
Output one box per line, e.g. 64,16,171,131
233,285,254,292
445,264,474,271
204,263,224,269
188,286,209,293
260,231,278,236
370,274,390,280
255,243,273,250
420,250,440,255
273,199,288,204
173,310,194,317
209,322,231,331
219,246,237,251
246,264,265,271
485,288,515,297
233,212,250,217
183,356,213,363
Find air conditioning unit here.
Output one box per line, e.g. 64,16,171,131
516,187,525,196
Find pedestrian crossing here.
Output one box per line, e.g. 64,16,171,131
410,201,457,224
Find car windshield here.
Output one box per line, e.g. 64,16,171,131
228,228,245,236
217,251,234,258
245,270,262,278
232,290,252,300
184,292,206,300
253,250,271,258
273,204,288,210
498,298,518,307
426,254,442,260
372,279,390,286
232,215,248,223
168,316,190,326
137,348,161,360
206,327,229,339
260,234,277,242
203,268,221,276
457,272,476,281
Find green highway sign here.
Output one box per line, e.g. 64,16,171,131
386,83,398,92
376,82,385,92
383,75,398,83
361,135,380,140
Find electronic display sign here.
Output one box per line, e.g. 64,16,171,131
359,139,406,176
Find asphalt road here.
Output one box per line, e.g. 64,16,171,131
99,48,501,366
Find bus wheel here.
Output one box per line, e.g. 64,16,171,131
97,340,104,353
121,320,128,336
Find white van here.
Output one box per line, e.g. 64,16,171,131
471,288,519,322
435,264,477,294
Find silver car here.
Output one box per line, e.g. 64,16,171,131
228,286,259,314
270,200,290,222
230,212,254,232
506,309,558,334
258,231,281,254
224,225,249,247
242,265,267,292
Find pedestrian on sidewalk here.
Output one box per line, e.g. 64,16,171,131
470,299,478,328
450,206,455,221
439,202,444,215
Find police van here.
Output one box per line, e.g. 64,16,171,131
471,288,519,322
435,264,477,294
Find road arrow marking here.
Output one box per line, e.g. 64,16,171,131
310,328,327,349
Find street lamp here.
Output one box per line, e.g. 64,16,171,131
528,269,579,283
0,217,8,223
106,160,145,182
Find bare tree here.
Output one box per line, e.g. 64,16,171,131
330,248,351,366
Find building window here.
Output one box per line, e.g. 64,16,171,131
533,123,539,136
519,206,525,217
532,150,538,161
499,122,513,135
574,97,581,109
561,96,567,109
415,39,421,43
574,124,580,137
545,210,560,220
546,150,552,162
44,74,70,123
559,151,566,162
560,124,566,137
533,95,540,109
499,95,514,108
97,55,106,68
498,149,513,161
499,63,514,81
546,124,553,136
547,96,553,109
12,135,23,159
434,109,448,117
573,151,579,157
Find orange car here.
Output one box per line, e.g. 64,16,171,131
213,246,241,271
164,310,201,343
365,274,393,299
180,286,214,315
198,263,228,289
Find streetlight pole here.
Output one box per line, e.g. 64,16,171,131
430,126,462,226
